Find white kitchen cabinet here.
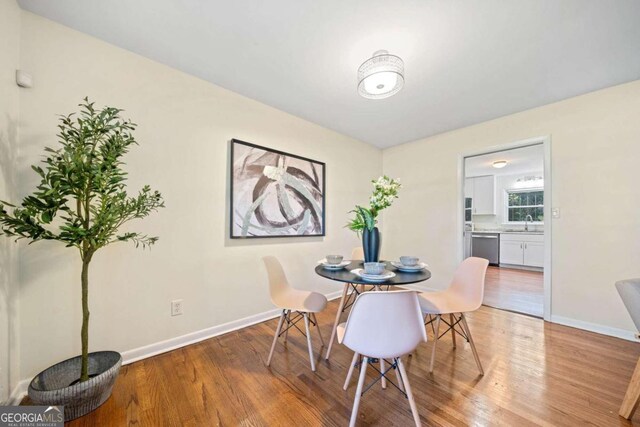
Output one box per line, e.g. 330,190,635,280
464,178,473,198
499,233,544,267
499,240,524,265
473,175,495,214
465,175,495,215
523,241,545,267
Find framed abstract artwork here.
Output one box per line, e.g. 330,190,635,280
230,139,326,238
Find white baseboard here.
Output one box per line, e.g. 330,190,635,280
122,289,343,364
409,287,638,342
498,264,544,273
121,307,281,364
5,290,343,405
550,315,638,342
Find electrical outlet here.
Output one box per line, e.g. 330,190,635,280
552,207,560,219
171,299,183,316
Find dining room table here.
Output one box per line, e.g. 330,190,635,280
315,260,432,362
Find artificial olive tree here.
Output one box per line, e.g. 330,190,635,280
0,99,164,382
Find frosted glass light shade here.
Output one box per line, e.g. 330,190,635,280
492,160,508,169
358,50,404,99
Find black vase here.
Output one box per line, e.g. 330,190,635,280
362,227,380,263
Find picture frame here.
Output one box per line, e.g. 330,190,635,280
230,139,326,238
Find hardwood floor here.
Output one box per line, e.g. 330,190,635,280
483,266,544,317
34,298,639,426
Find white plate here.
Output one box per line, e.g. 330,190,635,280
390,261,428,272
318,260,350,270
351,268,396,282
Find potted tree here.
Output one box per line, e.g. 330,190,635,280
0,99,164,419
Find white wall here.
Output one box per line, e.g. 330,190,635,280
15,11,381,382
8,4,640,395
382,80,640,337
0,0,21,404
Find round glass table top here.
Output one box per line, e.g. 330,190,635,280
315,260,431,286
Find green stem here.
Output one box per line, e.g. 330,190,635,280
80,163,93,382
80,253,91,382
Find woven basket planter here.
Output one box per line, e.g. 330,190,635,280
28,351,122,420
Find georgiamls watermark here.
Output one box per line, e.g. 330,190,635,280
0,406,63,427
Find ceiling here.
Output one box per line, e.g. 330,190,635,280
465,144,544,177
18,0,640,148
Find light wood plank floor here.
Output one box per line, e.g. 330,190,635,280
48,299,640,426
483,266,544,317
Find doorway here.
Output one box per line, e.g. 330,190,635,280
460,138,551,319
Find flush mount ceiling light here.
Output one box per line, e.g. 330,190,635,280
492,160,508,169
358,50,404,99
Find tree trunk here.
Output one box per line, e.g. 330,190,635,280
80,256,91,382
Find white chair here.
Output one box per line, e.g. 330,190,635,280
418,257,488,375
339,291,427,427
351,246,364,261
351,247,366,294
616,279,640,419
325,247,365,360
263,256,327,371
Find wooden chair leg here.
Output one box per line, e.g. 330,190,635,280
325,283,349,360
349,356,369,427
267,310,286,366
429,315,441,373
371,284,387,388
620,356,640,419
394,360,405,392
312,313,324,346
283,310,291,342
460,313,484,376
398,357,421,426
424,314,436,337
344,352,359,390
450,314,457,348
303,313,316,371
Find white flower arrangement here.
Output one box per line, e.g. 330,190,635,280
347,175,401,234
369,175,401,213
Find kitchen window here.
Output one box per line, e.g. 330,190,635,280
507,189,543,222
465,197,472,222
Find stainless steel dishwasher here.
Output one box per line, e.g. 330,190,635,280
471,233,499,265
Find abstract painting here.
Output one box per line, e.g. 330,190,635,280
230,139,325,238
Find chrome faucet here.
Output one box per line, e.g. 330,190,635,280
524,214,533,232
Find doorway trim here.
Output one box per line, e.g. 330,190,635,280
458,135,552,321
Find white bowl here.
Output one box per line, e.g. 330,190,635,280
364,262,385,275
326,255,344,265
400,256,419,267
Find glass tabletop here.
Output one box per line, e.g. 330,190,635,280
315,260,431,286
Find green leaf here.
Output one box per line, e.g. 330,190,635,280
0,97,165,255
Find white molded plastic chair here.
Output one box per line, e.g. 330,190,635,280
418,257,488,375
325,247,366,360
350,247,368,292
339,291,427,427
263,256,327,371
616,279,640,419
351,246,364,261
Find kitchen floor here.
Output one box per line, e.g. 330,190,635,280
483,266,544,317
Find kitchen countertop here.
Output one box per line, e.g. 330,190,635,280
468,230,544,235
